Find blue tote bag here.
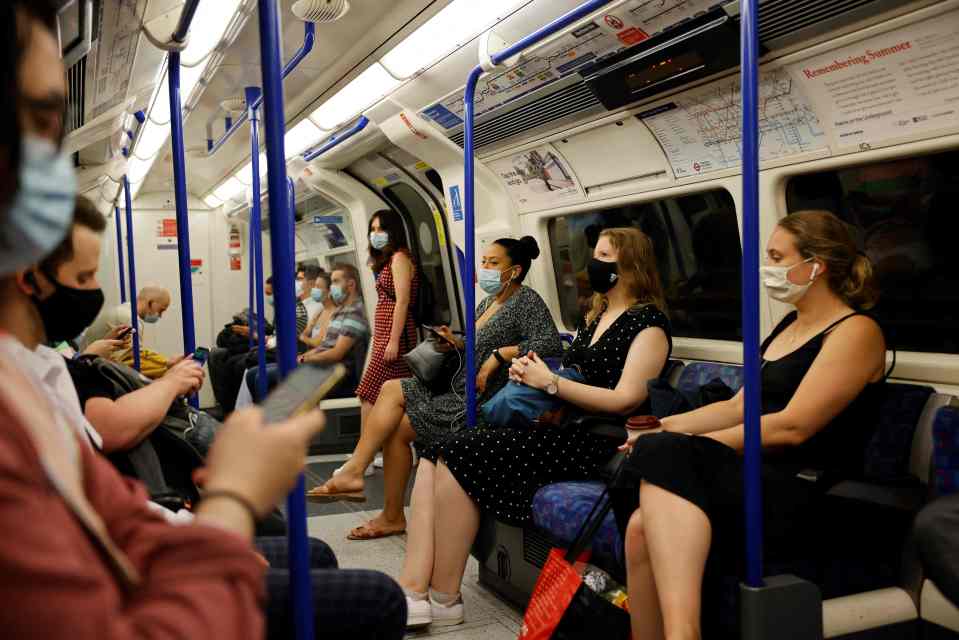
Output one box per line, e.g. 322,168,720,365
481,367,585,429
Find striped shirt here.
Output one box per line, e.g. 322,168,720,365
320,300,369,381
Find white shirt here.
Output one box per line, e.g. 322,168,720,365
80,303,141,350
6,340,105,449
302,297,322,323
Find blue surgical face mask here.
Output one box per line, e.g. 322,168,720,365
266,294,275,307
311,287,326,302
0,136,77,276
295,279,304,297
142,314,160,324
370,231,389,250
330,284,347,304
478,266,517,295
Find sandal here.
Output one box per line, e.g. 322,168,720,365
347,520,406,541
306,477,367,503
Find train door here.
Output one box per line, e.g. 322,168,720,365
348,150,463,331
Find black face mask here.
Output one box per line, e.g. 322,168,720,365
587,258,619,294
30,270,105,343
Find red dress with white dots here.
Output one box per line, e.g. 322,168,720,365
355,251,419,404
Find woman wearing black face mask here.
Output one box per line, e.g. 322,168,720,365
394,228,674,628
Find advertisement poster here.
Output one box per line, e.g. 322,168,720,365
789,10,959,150
489,145,584,210
155,218,177,251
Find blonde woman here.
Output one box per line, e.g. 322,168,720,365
398,228,673,628
619,210,886,640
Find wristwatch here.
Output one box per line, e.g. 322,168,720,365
493,349,507,365
545,373,560,396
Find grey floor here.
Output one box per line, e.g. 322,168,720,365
303,454,525,639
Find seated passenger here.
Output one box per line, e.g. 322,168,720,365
397,229,672,629
310,237,563,543
618,210,885,640
914,493,959,606
300,269,336,348
296,264,323,333
0,8,406,637
238,263,368,405
81,284,170,349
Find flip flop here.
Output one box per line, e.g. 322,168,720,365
347,520,406,541
306,479,367,503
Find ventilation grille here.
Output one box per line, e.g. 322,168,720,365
450,82,602,149
66,56,87,137
522,526,554,569
757,0,890,44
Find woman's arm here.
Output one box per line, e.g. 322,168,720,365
384,253,413,362
660,389,745,435
299,310,330,348
705,316,885,452
518,327,669,416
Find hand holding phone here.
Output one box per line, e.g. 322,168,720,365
260,363,346,424
192,346,211,367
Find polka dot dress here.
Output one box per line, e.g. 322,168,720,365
441,304,671,526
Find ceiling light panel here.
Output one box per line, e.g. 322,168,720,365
204,194,224,208
381,0,529,79
284,119,323,157
310,63,401,130
213,176,246,201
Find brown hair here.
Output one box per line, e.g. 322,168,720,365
586,227,667,324
778,210,879,310
331,262,361,289
41,195,106,274
367,209,410,274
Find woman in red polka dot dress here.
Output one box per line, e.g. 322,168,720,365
355,209,419,419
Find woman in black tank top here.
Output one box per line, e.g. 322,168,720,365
618,211,888,640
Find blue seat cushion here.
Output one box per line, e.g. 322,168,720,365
934,405,959,496
862,383,934,483
532,481,622,568
676,362,744,396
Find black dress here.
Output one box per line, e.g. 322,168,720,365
440,304,671,526
619,311,885,565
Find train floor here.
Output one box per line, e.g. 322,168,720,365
303,455,525,639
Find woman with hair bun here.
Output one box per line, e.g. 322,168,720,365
618,210,887,640
397,227,674,629
310,236,562,542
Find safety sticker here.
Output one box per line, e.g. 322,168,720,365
449,185,463,222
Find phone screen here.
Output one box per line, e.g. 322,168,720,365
261,363,346,424
192,347,210,367
116,326,133,339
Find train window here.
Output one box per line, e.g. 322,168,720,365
548,189,741,340
786,151,959,353
382,183,454,325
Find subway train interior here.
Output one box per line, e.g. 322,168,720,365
48,0,959,637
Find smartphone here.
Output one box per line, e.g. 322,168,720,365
192,346,211,367
261,363,346,424
115,326,133,339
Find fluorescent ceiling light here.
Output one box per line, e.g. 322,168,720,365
182,0,244,66
381,0,529,79
213,176,245,201
204,194,224,208
127,155,154,184
310,63,401,130
236,152,268,185
134,119,170,159
285,119,322,157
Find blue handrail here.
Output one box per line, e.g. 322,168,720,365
247,215,256,349
206,21,316,155
740,0,764,589
246,86,269,401
302,116,370,162
168,51,199,407
115,206,126,304
256,2,314,638
461,0,615,427
122,173,140,371
172,0,201,44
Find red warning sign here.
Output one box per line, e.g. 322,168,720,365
617,27,648,46
604,14,624,30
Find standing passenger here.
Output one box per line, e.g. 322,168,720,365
354,210,419,456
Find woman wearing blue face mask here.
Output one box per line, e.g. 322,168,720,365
300,271,338,348
310,236,562,543
356,210,420,426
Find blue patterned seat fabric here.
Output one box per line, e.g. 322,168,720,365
934,405,959,496
675,362,744,396
532,481,622,569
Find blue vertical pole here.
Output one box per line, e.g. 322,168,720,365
168,51,199,407
248,218,256,350
115,206,127,304
246,86,269,401
740,0,764,589
462,67,483,428
256,2,314,638
122,173,140,371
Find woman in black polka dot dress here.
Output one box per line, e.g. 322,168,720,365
397,228,672,627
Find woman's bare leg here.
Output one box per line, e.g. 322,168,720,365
429,460,480,595
357,416,415,535
398,460,438,593
641,481,711,640
625,508,665,640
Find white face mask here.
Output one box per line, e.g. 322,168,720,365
760,257,819,304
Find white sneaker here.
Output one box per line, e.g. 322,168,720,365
406,596,432,629
373,453,384,469
430,594,464,627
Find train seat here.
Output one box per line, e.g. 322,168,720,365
311,397,362,454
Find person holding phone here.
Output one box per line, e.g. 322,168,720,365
310,237,562,544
